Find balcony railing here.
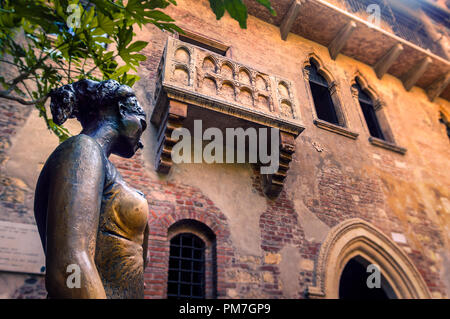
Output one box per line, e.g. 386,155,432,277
152,37,305,136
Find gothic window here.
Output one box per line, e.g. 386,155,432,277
353,81,385,140
306,61,340,126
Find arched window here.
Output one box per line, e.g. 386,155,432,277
167,219,217,299
306,60,340,126
168,233,206,299
307,218,431,299
353,80,385,140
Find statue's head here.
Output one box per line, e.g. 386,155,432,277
50,79,147,158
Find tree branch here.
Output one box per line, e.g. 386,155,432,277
0,90,49,105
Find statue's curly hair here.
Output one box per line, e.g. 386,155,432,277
49,79,145,127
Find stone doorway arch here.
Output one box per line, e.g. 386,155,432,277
307,218,431,299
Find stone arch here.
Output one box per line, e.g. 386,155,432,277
238,67,252,85
202,56,217,73
278,81,290,98
239,86,253,106
303,53,335,84
174,46,191,64
220,61,235,79
350,71,383,107
220,80,236,100
173,64,190,86
145,194,235,299
255,75,268,91
201,76,217,95
307,218,431,299
280,99,294,118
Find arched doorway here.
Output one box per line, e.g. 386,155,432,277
338,255,397,299
307,218,431,299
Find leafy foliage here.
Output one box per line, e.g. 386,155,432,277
0,0,274,141
209,0,276,28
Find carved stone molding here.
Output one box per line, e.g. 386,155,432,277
261,131,296,198
307,218,431,299
313,118,359,140
368,136,407,155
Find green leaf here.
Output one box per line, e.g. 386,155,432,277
111,64,130,79
143,10,175,22
94,36,114,44
97,12,115,35
127,40,148,52
130,53,147,62
224,0,247,29
82,6,96,27
256,0,276,16
209,0,225,20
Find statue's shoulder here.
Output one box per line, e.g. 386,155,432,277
51,134,104,163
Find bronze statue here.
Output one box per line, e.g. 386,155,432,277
34,79,149,298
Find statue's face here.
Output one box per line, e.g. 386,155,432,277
114,95,147,158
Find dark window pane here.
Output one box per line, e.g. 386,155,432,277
169,258,179,270
168,270,178,282
306,62,339,125
167,233,206,299
170,246,180,257
193,272,202,284
360,101,385,140
171,235,181,245
181,271,191,283
181,259,192,270
182,247,192,258
167,282,178,295
310,82,339,125
182,235,193,247
192,285,203,297
193,261,202,271
180,284,191,296
353,82,385,140
193,249,202,260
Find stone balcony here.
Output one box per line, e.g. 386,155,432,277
151,37,305,197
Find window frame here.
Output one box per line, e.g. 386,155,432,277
303,55,358,139
351,74,406,154
167,220,217,299
167,233,206,299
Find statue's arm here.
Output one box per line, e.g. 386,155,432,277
45,135,106,299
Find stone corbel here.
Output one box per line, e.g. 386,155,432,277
154,100,188,174
261,131,296,198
